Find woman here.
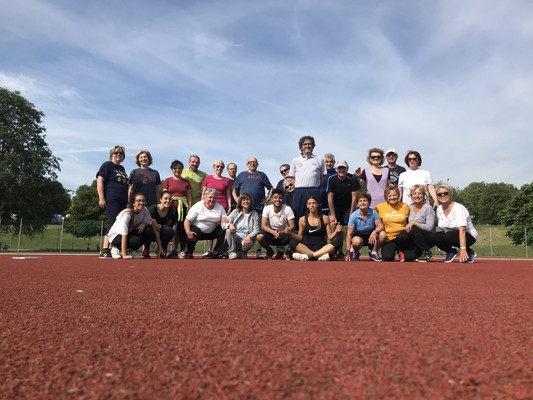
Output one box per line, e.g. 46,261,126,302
162,160,192,259
289,195,343,261
107,193,163,259
225,193,260,259
355,148,390,206
404,185,436,262
430,185,478,263
344,193,385,262
184,188,228,259
398,150,438,206
374,186,413,261
97,145,129,258
148,191,176,258
202,160,232,256
128,149,161,207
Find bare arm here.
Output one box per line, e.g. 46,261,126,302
97,176,106,208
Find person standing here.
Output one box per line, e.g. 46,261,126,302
275,163,293,208
321,153,336,215
385,149,406,188
233,157,273,216
182,154,207,205
289,136,325,222
398,150,438,206
227,162,238,210
97,145,129,258
355,148,389,206
128,149,161,207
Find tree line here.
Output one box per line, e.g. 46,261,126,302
1,87,531,250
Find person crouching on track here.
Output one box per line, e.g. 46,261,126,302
184,188,228,259
107,193,163,259
225,193,260,259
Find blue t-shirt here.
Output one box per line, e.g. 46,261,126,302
234,171,273,212
347,208,380,234
96,161,129,203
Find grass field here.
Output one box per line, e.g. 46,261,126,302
0,224,530,258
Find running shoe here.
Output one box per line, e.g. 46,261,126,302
167,249,178,259
350,250,360,261
466,249,476,264
142,247,150,259
318,253,330,261
256,249,264,259
415,251,433,263
284,249,293,260
305,254,318,261
128,250,145,259
291,252,307,261
202,251,213,259
178,251,186,259
274,251,284,260
99,248,112,259
265,249,275,260
369,251,382,262
110,247,121,259
228,251,238,260
398,251,405,262
184,252,193,259
443,248,458,263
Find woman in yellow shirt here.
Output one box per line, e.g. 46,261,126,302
374,186,411,261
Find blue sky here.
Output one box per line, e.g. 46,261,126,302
1,0,532,192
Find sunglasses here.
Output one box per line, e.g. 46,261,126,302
408,157,418,161
370,156,382,160
280,169,289,174
437,192,449,197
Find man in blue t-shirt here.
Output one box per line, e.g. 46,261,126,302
232,157,273,215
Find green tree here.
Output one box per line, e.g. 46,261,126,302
500,182,533,246
455,182,518,224
0,87,68,236
64,181,106,250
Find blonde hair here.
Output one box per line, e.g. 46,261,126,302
135,149,153,166
109,145,125,160
409,184,427,199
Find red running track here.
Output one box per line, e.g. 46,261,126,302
1,255,532,399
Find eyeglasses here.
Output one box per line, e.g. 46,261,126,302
437,192,449,197
173,167,182,171
247,161,258,164
370,156,382,160
408,157,418,161
280,169,289,174
113,152,124,156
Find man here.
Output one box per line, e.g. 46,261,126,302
256,189,296,259
227,162,238,210
182,154,207,204
232,157,273,215
327,160,360,227
321,153,336,215
385,149,406,188
289,135,325,222
275,163,293,208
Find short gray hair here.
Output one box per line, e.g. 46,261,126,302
204,188,218,198
436,185,454,198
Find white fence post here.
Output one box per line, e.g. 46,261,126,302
17,218,23,254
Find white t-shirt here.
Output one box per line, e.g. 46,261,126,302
107,207,152,242
186,201,227,234
398,168,433,204
262,204,295,230
436,202,478,239
289,154,325,188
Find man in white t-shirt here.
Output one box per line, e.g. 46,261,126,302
256,189,296,259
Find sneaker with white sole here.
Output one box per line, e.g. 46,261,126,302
443,248,458,263
369,251,382,262
415,251,433,263
99,248,112,258
111,247,122,259
318,253,330,261
291,252,307,261
128,250,145,259
466,249,476,264
228,251,238,260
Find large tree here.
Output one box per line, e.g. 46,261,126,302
455,182,518,225
0,87,69,236
500,182,533,246
64,180,106,249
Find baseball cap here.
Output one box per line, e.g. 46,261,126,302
385,149,398,156
335,160,349,169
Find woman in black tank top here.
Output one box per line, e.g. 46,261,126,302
289,195,343,261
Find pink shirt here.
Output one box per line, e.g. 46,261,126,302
203,175,231,210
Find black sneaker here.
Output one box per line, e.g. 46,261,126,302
99,248,112,258
415,251,433,263
202,252,213,259
184,252,193,259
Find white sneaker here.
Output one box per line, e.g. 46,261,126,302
128,250,145,259
318,253,330,261
111,247,122,259
228,251,238,260
291,252,307,261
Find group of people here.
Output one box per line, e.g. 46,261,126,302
96,138,477,263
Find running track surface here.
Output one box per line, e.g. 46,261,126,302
1,255,532,399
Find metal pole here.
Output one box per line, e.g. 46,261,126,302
525,227,528,258
17,218,23,254
100,220,104,251
489,227,493,256
59,216,65,253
